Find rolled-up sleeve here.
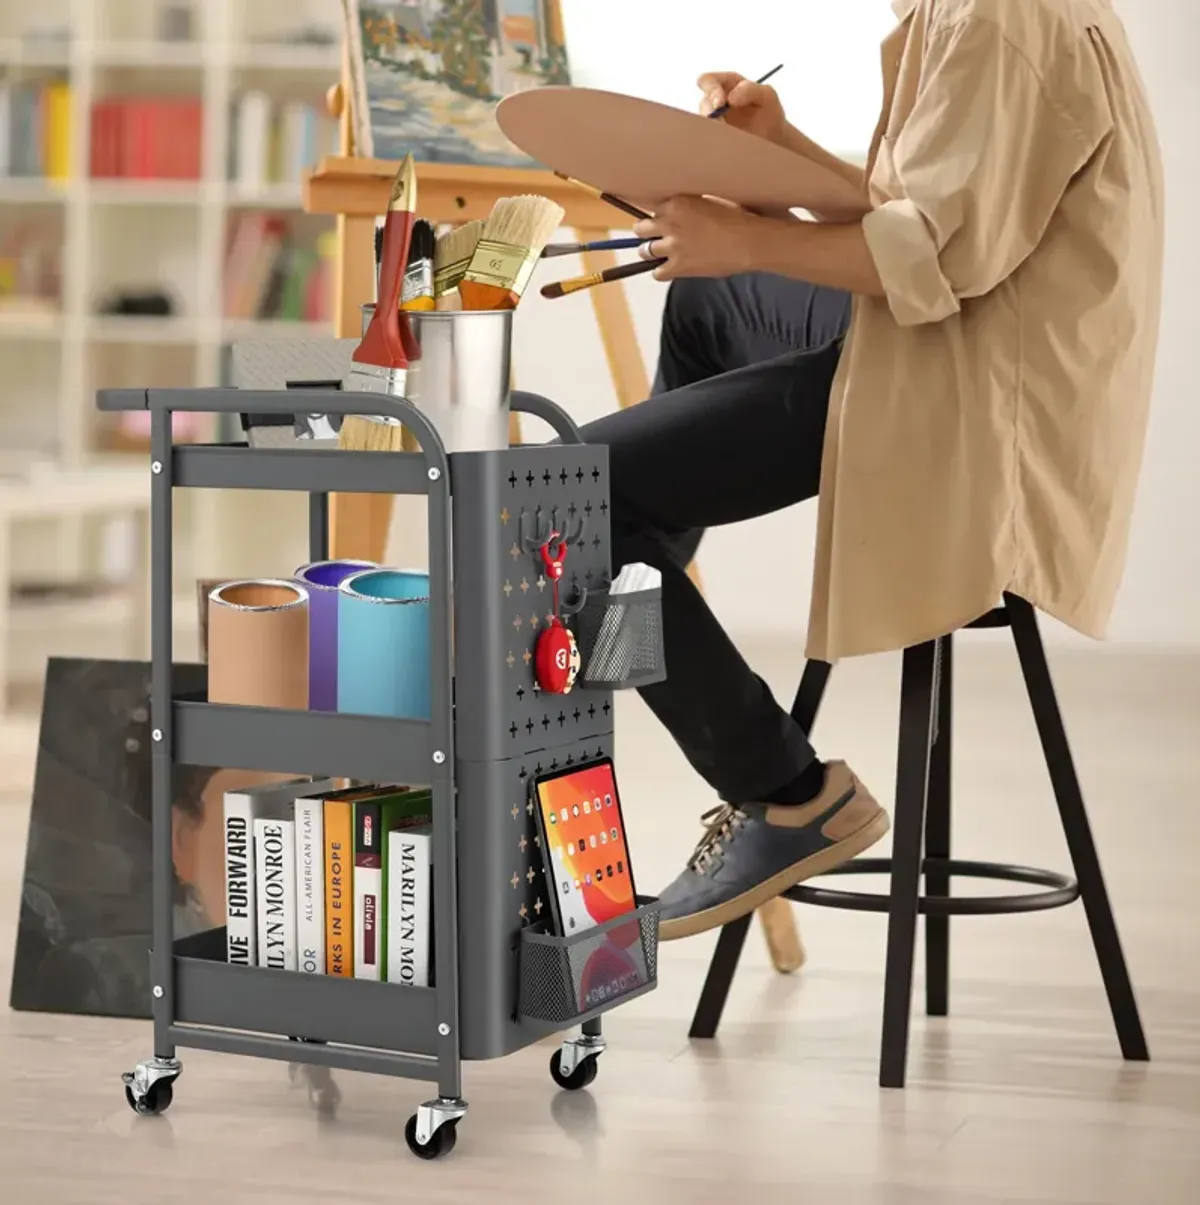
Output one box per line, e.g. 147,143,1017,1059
863,16,1106,327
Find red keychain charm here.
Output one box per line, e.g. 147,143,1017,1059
534,531,581,694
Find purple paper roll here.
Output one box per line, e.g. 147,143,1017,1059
294,560,376,710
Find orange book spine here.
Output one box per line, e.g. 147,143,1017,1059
324,798,354,977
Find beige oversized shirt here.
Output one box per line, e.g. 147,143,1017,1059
807,0,1164,661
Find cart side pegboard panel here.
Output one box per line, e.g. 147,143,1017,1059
451,444,614,764
455,733,615,1061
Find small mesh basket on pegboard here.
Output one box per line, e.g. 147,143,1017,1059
517,898,660,1025
573,588,666,690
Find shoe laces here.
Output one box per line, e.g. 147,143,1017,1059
690,804,748,873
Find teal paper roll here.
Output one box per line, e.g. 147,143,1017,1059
337,570,431,719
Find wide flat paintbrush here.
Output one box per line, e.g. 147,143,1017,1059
432,219,483,311
457,196,565,312
339,154,419,454
541,256,665,299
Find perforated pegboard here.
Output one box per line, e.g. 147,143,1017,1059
456,734,615,1060
451,444,614,764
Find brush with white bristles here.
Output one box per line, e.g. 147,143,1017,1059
457,196,564,312
433,219,484,311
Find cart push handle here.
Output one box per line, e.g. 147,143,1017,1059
97,386,585,457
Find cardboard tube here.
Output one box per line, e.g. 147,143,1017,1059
294,560,376,710
207,580,310,709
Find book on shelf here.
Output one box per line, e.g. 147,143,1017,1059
230,90,337,192
294,790,326,975
387,820,433,988
322,785,400,978
353,789,433,982
222,778,333,966
223,213,335,325
89,96,202,180
254,816,297,971
0,78,71,180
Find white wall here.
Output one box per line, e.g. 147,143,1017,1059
510,0,1200,649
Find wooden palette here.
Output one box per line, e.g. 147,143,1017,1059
497,86,867,219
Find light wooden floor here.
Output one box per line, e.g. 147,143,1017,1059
2,640,1199,1203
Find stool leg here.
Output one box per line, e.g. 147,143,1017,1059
1005,595,1149,1062
924,635,953,1017
687,913,753,1039
880,640,938,1089
686,659,833,1038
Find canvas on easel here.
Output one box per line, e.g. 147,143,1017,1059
344,0,570,167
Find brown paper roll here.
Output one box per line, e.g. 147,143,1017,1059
207,580,309,709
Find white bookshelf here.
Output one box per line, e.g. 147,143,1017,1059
0,0,342,598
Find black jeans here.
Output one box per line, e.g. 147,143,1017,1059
579,273,852,803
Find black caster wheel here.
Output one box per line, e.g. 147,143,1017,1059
405,1114,458,1160
124,1080,174,1117
550,1050,599,1091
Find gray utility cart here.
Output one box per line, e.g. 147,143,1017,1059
98,384,661,1161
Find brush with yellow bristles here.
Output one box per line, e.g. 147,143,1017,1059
432,219,484,311
457,196,565,312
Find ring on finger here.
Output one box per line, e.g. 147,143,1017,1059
640,238,659,260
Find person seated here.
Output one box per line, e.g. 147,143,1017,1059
580,0,1163,942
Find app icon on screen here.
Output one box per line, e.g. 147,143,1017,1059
567,842,574,855
607,864,613,876
600,831,608,844
589,835,598,848
594,798,602,812
572,805,580,817
561,880,570,894
617,860,624,873
549,811,557,825
604,794,613,808
610,827,619,840
596,867,604,881
561,808,569,822
583,800,591,814
585,873,592,885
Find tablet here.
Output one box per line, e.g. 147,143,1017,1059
530,757,638,937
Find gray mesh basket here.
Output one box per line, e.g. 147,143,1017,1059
573,588,665,690
517,897,660,1025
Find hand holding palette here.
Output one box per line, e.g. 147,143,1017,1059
497,86,868,221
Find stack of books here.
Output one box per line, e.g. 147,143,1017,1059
0,78,72,180
223,779,435,986
89,96,203,180
229,90,338,194
223,215,335,324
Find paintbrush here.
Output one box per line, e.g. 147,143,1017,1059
401,218,436,311
457,196,565,312
541,237,649,259
432,219,484,311
339,153,419,454
541,257,665,300
553,172,651,222
707,64,785,119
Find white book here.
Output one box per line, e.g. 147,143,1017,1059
234,90,271,192
255,817,297,971
223,778,332,965
387,825,433,988
294,792,326,975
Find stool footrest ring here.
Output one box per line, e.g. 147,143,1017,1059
784,857,1080,915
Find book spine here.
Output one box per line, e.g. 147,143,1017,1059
387,828,432,987
255,818,297,971
294,797,326,975
223,793,256,964
235,91,271,193
324,800,353,977
353,801,384,980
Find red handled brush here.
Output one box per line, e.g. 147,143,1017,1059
340,154,420,452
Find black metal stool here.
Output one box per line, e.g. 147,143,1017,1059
687,593,1150,1088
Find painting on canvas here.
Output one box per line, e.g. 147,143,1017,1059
348,0,571,166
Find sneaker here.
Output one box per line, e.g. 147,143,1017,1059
657,761,888,941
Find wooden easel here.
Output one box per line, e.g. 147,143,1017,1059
304,82,803,978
